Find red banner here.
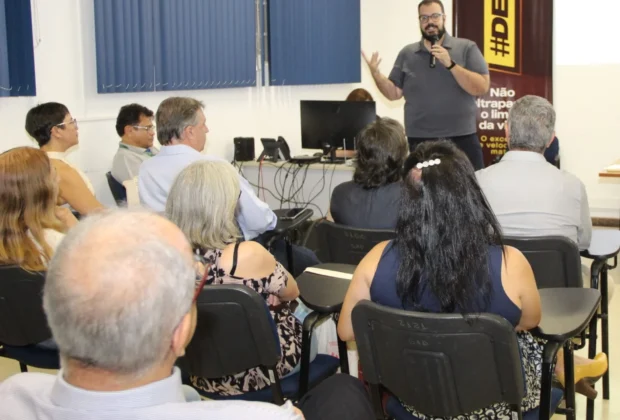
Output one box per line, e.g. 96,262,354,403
452,0,553,166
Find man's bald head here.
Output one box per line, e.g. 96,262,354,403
43,210,196,376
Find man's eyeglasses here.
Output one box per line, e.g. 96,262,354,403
193,263,211,303
133,125,156,133
55,118,78,129
419,13,444,23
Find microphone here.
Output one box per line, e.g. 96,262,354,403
429,35,439,68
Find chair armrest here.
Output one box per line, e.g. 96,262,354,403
530,288,601,342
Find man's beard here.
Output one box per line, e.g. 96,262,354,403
421,24,446,41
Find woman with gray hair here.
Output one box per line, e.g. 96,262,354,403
166,160,306,396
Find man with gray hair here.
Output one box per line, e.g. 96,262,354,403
0,210,376,419
138,97,277,241
476,95,592,249
138,97,319,277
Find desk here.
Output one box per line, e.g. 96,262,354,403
581,229,620,403
533,288,601,420
237,160,354,218
599,159,620,178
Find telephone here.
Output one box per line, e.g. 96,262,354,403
257,136,291,162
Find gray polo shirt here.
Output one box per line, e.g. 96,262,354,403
389,34,489,138
111,142,158,184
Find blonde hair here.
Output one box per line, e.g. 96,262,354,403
0,147,64,271
166,160,241,250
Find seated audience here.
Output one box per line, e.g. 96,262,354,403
476,96,614,300
0,209,376,420
337,141,606,417
0,147,77,269
166,160,316,395
111,103,158,184
25,102,104,215
328,117,408,229
139,96,319,276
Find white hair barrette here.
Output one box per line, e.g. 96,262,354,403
416,159,441,169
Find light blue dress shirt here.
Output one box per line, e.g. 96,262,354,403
0,367,302,420
138,144,277,240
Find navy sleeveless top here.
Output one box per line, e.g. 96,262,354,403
370,241,522,327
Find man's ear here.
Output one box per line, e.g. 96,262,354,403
546,132,556,149
171,308,196,358
123,125,133,137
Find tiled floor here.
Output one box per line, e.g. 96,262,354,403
2,264,619,419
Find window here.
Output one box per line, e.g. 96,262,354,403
267,0,361,86
0,0,36,97
94,0,256,94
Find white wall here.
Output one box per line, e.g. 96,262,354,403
0,0,618,217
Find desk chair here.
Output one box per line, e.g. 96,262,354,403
106,171,127,203
503,236,583,289
0,266,59,372
312,220,395,265
352,300,563,420
502,236,599,420
176,284,339,403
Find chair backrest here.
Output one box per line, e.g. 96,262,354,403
503,235,582,288
176,284,281,379
0,266,52,346
314,220,395,265
106,172,127,203
352,300,524,418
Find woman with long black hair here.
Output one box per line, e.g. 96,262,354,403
337,140,605,418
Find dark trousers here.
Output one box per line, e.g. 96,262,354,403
408,133,484,170
298,374,376,420
253,235,320,277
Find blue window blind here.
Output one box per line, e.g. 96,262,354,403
268,0,361,86
94,0,156,93
0,0,36,97
94,0,256,94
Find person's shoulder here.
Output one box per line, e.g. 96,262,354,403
179,400,302,419
449,35,478,49
0,372,55,398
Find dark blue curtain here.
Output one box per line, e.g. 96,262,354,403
0,0,36,97
94,0,156,93
268,0,361,86
94,0,256,94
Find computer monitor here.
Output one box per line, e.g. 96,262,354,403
300,100,377,152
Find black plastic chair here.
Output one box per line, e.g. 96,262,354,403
312,220,395,265
0,266,59,372
176,284,339,403
503,236,583,288
106,171,127,203
352,300,563,420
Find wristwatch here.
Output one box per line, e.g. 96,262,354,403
447,60,456,70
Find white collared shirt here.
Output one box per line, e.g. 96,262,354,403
0,367,301,420
476,151,592,250
138,144,276,240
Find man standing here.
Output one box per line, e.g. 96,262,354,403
365,0,490,169
111,103,158,184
